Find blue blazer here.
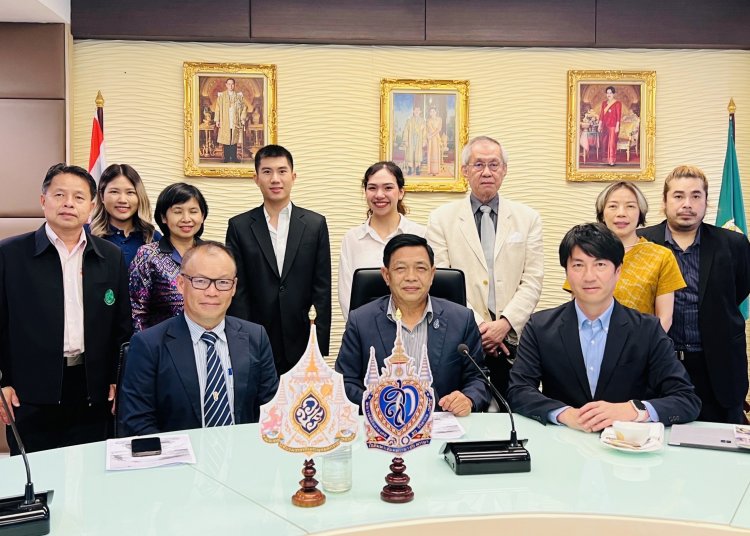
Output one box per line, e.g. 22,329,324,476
335,296,491,412
118,314,279,436
507,300,701,426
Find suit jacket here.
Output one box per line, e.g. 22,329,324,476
638,221,750,407
0,226,132,405
507,301,701,426
118,314,279,436
426,195,543,339
335,296,491,411
226,204,331,371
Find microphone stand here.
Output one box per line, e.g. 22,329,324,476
438,345,531,475
0,370,53,535
457,344,520,447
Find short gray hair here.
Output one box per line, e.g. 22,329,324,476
461,136,508,166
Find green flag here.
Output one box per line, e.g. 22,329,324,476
715,116,748,318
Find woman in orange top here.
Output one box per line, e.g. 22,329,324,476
598,86,622,166
564,182,686,332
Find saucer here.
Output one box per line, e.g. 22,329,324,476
600,422,665,453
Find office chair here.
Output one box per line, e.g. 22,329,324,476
114,341,130,438
349,267,466,312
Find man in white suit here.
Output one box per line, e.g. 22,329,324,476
426,136,543,396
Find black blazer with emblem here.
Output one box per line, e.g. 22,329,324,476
0,226,132,405
507,300,701,426
335,296,491,411
226,204,331,371
638,221,750,408
117,313,279,436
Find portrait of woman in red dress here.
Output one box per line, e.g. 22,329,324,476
598,85,622,166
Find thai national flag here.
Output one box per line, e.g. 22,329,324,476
88,110,106,183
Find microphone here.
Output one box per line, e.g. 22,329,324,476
0,369,53,535
438,345,530,475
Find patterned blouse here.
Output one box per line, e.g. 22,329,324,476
129,237,199,332
563,236,686,315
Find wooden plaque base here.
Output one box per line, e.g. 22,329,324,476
380,457,414,503
292,458,326,507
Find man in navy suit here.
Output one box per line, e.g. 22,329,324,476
335,234,491,416
118,242,278,436
508,223,700,431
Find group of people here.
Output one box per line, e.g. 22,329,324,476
0,135,748,455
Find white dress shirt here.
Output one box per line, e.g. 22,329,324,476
45,223,86,358
338,215,426,320
184,313,235,427
264,203,292,274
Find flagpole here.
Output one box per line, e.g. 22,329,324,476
96,90,105,132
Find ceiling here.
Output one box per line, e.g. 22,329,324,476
0,0,69,23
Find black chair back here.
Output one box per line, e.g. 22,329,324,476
114,341,130,437
349,267,466,312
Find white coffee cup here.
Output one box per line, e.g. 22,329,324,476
612,421,651,446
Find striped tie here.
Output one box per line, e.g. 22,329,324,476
201,331,233,428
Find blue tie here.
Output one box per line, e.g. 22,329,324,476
201,331,233,427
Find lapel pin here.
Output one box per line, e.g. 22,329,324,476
104,289,115,305
433,319,440,329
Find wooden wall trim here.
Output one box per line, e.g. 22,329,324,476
70,0,750,49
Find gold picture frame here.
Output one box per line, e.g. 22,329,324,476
184,62,277,178
380,79,469,192
566,70,655,182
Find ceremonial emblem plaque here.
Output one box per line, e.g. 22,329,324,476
362,312,435,502
260,308,358,507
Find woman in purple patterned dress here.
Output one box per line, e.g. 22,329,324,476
129,183,208,331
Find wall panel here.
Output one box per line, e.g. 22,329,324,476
71,41,750,357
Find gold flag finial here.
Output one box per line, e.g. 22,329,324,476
395,308,402,321
308,305,317,322
728,98,736,114
95,90,105,108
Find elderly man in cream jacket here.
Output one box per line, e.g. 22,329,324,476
426,135,543,397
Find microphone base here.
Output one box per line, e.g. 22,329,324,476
0,491,53,536
440,440,531,475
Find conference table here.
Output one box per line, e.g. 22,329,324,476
1,414,749,535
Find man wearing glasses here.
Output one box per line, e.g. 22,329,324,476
118,242,278,436
426,136,544,398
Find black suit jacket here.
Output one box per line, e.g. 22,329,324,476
335,296,491,412
226,204,331,371
638,221,750,407
118,314,279,436
507,301,701,426
0,226,132,405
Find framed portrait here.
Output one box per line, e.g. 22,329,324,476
380,79,469,192
184,62,277,178
566,70,656,182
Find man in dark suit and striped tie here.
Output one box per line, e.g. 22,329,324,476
118,242,279,436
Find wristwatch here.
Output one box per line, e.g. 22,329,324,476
630,399,648,422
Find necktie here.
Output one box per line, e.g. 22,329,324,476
202,331,233,428
479,205,496,313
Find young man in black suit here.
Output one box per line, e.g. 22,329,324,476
508,223,700,431
226,145,331,375
639,165,750,424
0,164,132,453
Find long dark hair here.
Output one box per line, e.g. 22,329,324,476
90,164,157,242
362,161,406,217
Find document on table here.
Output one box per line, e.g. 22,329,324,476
431,412,465,439
106,434,196,471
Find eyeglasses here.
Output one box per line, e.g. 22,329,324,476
470,161,503,172
181,274,236,291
